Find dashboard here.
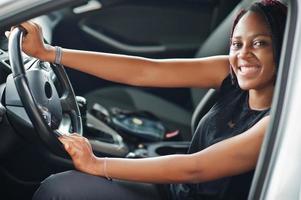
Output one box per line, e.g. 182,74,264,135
0,49,11,85
0,33,8,51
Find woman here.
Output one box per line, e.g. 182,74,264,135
7,0,287,199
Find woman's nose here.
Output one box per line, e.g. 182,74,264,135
237,46,253,59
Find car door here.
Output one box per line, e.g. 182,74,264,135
248,0,301,199
51,0,240,111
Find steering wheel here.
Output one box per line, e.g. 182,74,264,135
5,27,82,156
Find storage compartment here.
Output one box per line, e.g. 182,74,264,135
147,141,190,157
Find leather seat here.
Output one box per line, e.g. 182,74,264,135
85,0,256,140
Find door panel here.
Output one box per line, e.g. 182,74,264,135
77,0,215,58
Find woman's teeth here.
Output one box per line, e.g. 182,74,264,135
238,65,260,76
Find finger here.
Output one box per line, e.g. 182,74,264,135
61,134,80,142
68,135,91,147
66,144,77,157
32,21,42,31
59,139,72,155
5,31,10,38
58,137,70,150
19,21,34,32
59,136,83,150
58,136,68,144
59,137,82,157
67,134,86,142
62,136,93,156
60,133,89,146
19,21,39,35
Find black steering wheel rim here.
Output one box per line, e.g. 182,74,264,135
8,27,82,156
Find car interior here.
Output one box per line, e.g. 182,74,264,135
0,0,287,199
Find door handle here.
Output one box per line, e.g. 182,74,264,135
73,0,102,14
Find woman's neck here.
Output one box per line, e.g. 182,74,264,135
248,85,274,110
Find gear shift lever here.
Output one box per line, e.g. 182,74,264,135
91,103,110,123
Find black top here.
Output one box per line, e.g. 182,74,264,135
170,75,270,200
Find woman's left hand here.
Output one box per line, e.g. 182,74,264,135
59,134,102,176
5,21,53,61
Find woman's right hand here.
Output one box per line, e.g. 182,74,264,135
5,21,54,61
59,134,103,176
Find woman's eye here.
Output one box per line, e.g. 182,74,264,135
253,41,266,47
231,42,242,49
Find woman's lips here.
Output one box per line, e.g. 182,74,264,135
238,65,260,77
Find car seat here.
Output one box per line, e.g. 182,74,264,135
85,0,256,141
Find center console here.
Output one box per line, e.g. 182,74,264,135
79,98,190,158
86,113,129,157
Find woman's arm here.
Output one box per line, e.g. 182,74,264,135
59,116,269,184
14,21,229,89
45,49,230,89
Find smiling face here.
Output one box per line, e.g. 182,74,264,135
229,11,276,91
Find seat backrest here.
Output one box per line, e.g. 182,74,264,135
190,0,257,133
191,88,217,132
